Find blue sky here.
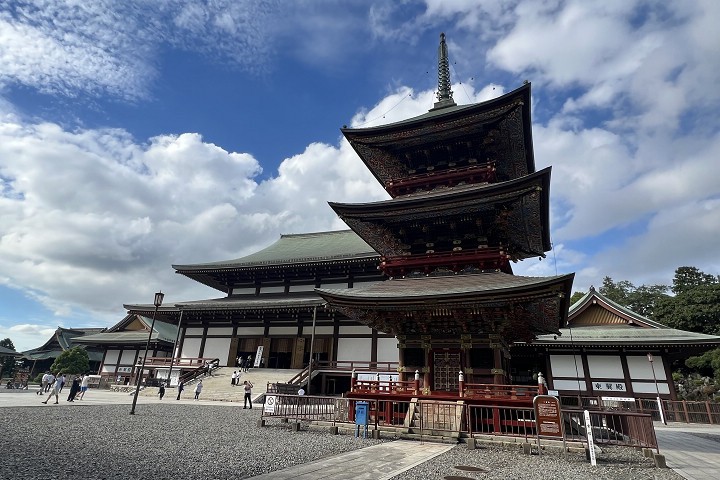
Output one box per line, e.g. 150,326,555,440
1,0,719,352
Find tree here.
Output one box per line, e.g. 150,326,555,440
598,277,669,319
0,338,17,378
671,266,718,295
569,291,586,306
655,282,720,336
50,347,90,375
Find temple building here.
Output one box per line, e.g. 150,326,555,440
58,34,719,401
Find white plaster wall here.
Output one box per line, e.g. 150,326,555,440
120,349,137,365
101,365,115,373
289,284,315,292
549,355,585,377
232,288,256,294
587,355,624,378
236,327,266,336
104,350,120,365
268,326,298,335
261,286,285,293
632,381,671,395
203,338,232,366
552,379,588,391
376,338,399,363
185,327,204,336
308,326,334,335
338,325,373,335
182,338,202,358
627,355,667,380
207,327,233,336
337,338,372,362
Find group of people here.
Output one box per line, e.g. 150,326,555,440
39,371,90,404
236,355,253,372
169,376,253,408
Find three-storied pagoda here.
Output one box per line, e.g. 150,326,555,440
317,33,574,395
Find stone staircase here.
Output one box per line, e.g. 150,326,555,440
141,367,302,403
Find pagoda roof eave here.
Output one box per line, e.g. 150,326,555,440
125,293,328,314
568,288,668,328
316,271,574,307
341,83,531,137
527,326,720,348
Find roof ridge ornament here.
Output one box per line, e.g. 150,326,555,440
431,32,456,111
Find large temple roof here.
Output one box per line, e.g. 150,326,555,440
317,271,573,304
74,315,177,346
172,230,382,292
173,230,378,271
317,271,574,340
21,327,105,361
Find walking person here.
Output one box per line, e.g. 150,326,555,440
158,383,165,400
78,374,90,400
58,374,66,393
231,371,237,386
194,380,203,400
37,371,50,395
45,372,55,392
41,373,61,404
243,380,254,409
67,376,80,402
176,381,184,400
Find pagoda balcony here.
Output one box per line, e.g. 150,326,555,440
386,163,496,197
379,247,510,276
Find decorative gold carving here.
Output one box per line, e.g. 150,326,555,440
464,367,474,374
491,368,505,375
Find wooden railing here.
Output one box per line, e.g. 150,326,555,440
286,360,400,385
463,383,541,399
135,356,217,367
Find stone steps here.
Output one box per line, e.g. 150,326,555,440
140,367,302,402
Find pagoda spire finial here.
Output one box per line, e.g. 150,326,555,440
432,32,456,111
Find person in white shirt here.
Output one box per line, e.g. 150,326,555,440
41,373,61,404
37,372,50,395
231,371,238,386
78,374,90,400
194,380,203,400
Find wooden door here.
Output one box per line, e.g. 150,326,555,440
433,351,461,391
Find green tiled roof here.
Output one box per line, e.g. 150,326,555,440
75,317,178,345
533,326,720,346
0,345,20,356
173,230,379,271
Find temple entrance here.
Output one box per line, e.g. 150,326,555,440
432,350,461,391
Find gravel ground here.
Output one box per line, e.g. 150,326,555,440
0,404,384,479
395,443,682,480
2,403,682,480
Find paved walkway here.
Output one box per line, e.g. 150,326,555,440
654,422,720,480
246,440,455,480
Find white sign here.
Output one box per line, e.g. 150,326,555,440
601,396,635,403
357,373,399,382
117,367,132,373
254,346,264,368
264,395,276,413
584,409,597,466
592,381,626,392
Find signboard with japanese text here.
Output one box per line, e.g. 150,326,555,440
591,381,627,392
533,395,564,438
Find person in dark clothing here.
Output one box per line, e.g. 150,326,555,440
158,383,165,400
67,376,80,402
243,381,253,409
176,381,184,400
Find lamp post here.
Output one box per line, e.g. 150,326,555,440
647,353,666,425
130,291,165,415
166,306,184,388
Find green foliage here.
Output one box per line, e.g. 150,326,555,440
0,338,17,378
655,274,720,336
50,346,90,375
672,370,719,401
569,291,586,306
598,277,669,319
671,266,718,295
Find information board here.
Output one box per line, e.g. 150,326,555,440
533,395,564,438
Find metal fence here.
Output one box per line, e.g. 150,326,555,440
260,394,657,450
559,395,719,425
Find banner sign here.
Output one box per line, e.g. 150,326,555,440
254,346,264,368
584,409,597,466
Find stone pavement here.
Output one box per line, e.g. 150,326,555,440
246,440,455,480
653,422,720,480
